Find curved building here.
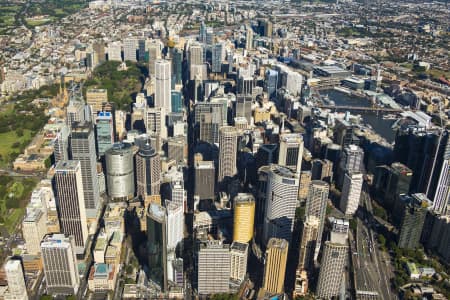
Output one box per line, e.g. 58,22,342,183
218,126,239,183
136,143,161,200
263,164,300,244
105,143,135,201
233,193,255,243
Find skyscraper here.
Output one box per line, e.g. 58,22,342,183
233,193,255,243
398,193,430,249
433,135,450,215
105,143,135,201
305,180,329,259
263,165,300,244
265,69,278,99
245,27,253,50
123,38,137,62
166,201,184,285
297,216,320,271
230,241,248,283
278,133,304,172
86,88,108,117
340,171,363,216
107,41,122,62
54,161,89,253
212,43,223,73
189,43,203,67
147,203,168,291
197,240,230,295
263,238,288,295
171,90,183,113
5,259,28,300
70,122,100,217
95,111,114,156
22,208,47,255
41,234,80,296
147,39,162,76
235,95,252,124
171,48,182,85
316,219,349,299
53,124,70,164
194,160,215,200
136,143,160,200
218,126,239,183
155,59,171,139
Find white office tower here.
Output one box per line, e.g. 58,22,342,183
304,180,329,260
4,259,28,300
197,240,230,295
154,59,171,140
338,145,364,187
105,143,135,201
166,201,184,284
41,234,80,296
22,208,47,255
189,43,203,67
316,219,349,299
297,216,320,271
123,38,137,62
218,126,239,183
54,123,70,164
278,133,304,172
170,180,186,210
433,142,450,215
245,27,253,50
286,71,303,96
340,171,363,216
54,161,89,254
147,39,163,76
107,41,122,62
230,241,249,283
263,165,300,244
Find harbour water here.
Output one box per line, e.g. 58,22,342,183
321,89,397,143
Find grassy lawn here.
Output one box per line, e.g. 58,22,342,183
3,208,25,233
26,18,53,27
0,130,32,168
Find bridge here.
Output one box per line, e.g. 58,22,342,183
317,104,402,113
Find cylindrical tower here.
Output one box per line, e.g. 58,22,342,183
105,142,134,201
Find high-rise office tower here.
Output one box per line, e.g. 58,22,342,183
167,136,187,164
235,95,252,124
147,203,168,291
171,48,183,85
297,216,320,271
169,180,187,210
171,90,183,113
305,180,329,259
105,143,135,201
154,59,171,111
245,27,253,50
263,238,288,295
433,135,450,215
212,43,223,73
154,59,171,140
194,100,228,144
54,161,88,253
338,144,364,187
218,126,239,183
311,159,333,183
263,165,300,244
66,100,85,127
123,38,137,62
41,234,80,296
298,170,312,200
194,160,215,200
205,27,214,45
86,88,108,117
189,43,203,67
265,69,278,99
197,241,230,295
316,219,349,299
147,39,163,76
199,21,206,43
136,143,160,200
95,111,114,156
145,107,162,138
107,41,122,61
22,208,47,255
230,241,249,282
340,171,363,216
92,42,105,66
70,122,100,217
255,144,278,170
394,127,448,198
166,201,184,251
5,259,28,300
137,39,146,61
54,124,70,164
398,193,430,249
237,76,254,96
233,193,255,243
278,133,304,172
